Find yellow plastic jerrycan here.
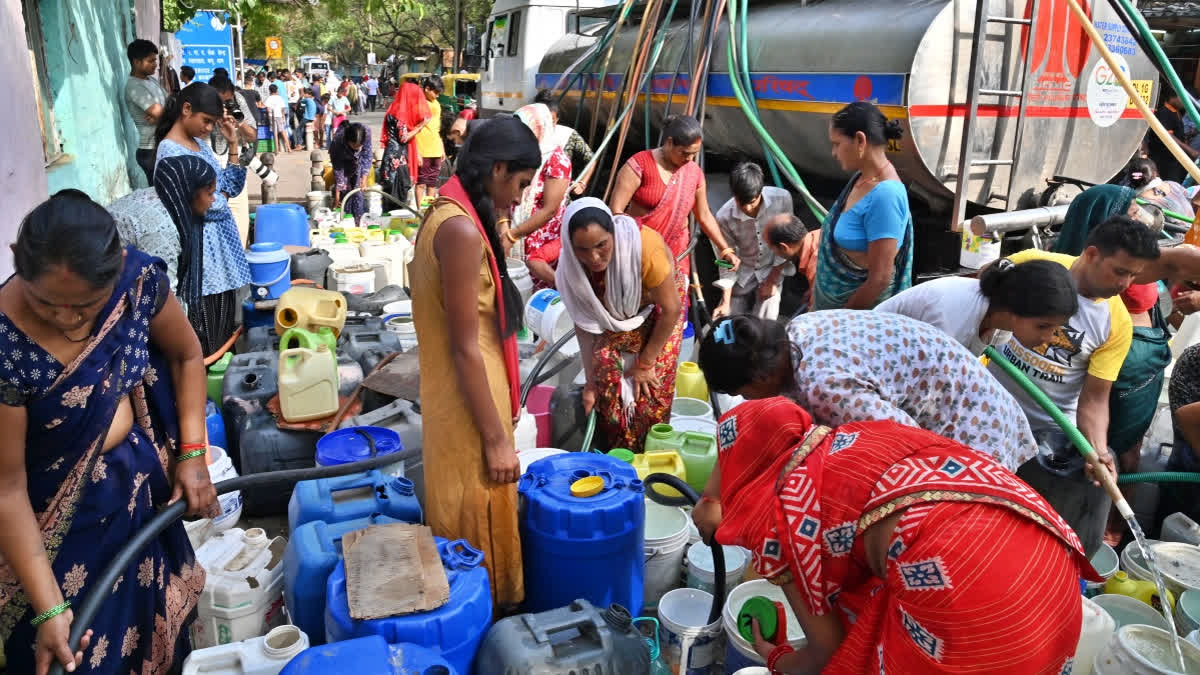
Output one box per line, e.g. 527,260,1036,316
1104,571,1177,611
676,362,709,402
632,450,688,499
275,287,348,338
278,346,340,423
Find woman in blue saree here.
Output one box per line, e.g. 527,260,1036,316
812,102,914,310
0,191,215,674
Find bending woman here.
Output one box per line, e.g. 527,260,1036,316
714,398,1094,673
610,115,739,303
0,192,215,674
693,312,1036,539
876,258,1078,355
507,103,571,289
154,82,249,356
555,198,683,453
410,117,541,609
813,102,913,309
330,122,373,226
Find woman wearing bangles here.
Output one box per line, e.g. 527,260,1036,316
0,193,216,674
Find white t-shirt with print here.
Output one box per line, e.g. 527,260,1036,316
265,94,288,122
876,276,997,355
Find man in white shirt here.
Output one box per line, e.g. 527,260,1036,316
124,39,166,185
712,162,795,319
265,84,292,153
364,75,380,112
179,65,195,88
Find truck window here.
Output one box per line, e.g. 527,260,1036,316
568,12,607,35
507,10,522,57
489,14,508,58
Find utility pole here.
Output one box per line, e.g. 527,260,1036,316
454,0,463,71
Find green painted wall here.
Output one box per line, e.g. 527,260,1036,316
41,0,141,203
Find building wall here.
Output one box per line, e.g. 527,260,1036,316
0,0,50,280
40,0,140,201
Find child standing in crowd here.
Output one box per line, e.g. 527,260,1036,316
265,84,292,153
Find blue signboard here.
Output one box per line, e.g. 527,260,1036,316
176,11,234,83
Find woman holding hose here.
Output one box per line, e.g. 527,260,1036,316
0,192,215,674
556,198,682,453
610,115,740,305
713,397,1095,673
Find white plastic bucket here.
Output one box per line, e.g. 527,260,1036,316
382,300,413,316
1094,624,1200,674
671,416,717,437
644,502,691,611
328,263,376,295
686,544,748,600
1092,594,1171,631
1076,595,1116,675
525,289,572,343
671,397,713,421
731,669,770,675
516,447,567,474
208,446,242,533
723,580,808,672
657,588,723,675
507,258,534,305
1086,542,1120,597
1122,538,1162,582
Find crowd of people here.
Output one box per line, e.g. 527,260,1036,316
8,32,1200,675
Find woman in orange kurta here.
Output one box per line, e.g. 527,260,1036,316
410,117,542,608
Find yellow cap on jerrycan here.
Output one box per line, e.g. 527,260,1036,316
676,362,709,401
1104,571,1177,611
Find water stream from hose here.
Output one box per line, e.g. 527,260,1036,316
1128,517,1186,671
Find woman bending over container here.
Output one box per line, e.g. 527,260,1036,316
712,398,1096,674
329,122,373,226
506,103,571,289
609,115,739,304
410,117,541,609
876,258,1078,355
154,82,250,356
0,192,216,674
108,155,217,312
692,312,1036,540
812,102,913,310
555,198,682,453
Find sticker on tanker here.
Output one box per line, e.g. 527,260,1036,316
1087,54,1131,128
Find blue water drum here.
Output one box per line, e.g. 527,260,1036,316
288,469,421,531
519,453,645,614
255,203,310,247
283,513,405,644
325,538,492,674
280,635,458,675
247,242,293,300
205,400,227,453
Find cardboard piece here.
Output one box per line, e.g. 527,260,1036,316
343,523,448,620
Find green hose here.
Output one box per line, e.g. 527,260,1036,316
984,345,1099,459
1111,0,1200,136
733,0,783,189
1119,471,1200,484
582,410,598,453
723,0,826,220
1136,197,1195,224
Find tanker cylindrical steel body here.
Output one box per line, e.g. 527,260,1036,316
536,0,1156,214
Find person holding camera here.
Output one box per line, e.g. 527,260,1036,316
206,74,257,160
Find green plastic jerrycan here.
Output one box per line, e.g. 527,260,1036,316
280,327,337,363
678,430,717,493
207,352,233,403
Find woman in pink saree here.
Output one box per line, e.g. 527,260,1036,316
610,115,739,307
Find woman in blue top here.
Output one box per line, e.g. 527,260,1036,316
154,83,250,356
813,102,913,310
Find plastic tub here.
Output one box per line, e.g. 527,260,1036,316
255,204,311,247
723,580,807,672
1122,538,1164,582
644,502,690,612
671,397,713,421
1092,594,1172,631
1094,625,1200,674
686,544,748,601
1087,543,1121,597
1176,590,1200,636
657,588,722,674
316,426,404,477
248,242,293,301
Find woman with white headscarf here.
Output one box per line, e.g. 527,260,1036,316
556,198,683,452
504,103,571,288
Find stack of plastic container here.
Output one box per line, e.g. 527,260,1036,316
191,528,289,649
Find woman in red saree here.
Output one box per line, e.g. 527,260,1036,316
711,397,1095,674
610,115,739,307
378,82,429,205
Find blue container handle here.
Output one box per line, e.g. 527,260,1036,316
517,473,536,494
596,470,616,491
443,539,484,570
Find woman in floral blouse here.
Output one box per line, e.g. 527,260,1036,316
0,192,215,674
330,122,374,226
505,103,572,289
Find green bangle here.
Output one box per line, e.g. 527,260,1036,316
30,600,70,627
176,449,207,462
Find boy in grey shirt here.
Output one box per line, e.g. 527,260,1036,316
124,39,165,184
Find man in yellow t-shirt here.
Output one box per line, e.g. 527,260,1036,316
414,75,446,203
996,215,1160,555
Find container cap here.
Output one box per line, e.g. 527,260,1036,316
683,321,694,340
316,426,403,466
737,596,779,643
246,242,291,264
607,448,635,463
570,476,604,497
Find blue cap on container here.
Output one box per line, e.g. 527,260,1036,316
246,242,290,263
316,426,403,466
683,321,694,340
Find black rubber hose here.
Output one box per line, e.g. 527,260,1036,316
520,327,580,408
642,473,725,626
53,449,417,675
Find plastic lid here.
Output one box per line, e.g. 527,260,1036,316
608,448,635,463
683,321,694,340
737,596,779,643
316,426,403,466
570,476,604,497
246,242,291,264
